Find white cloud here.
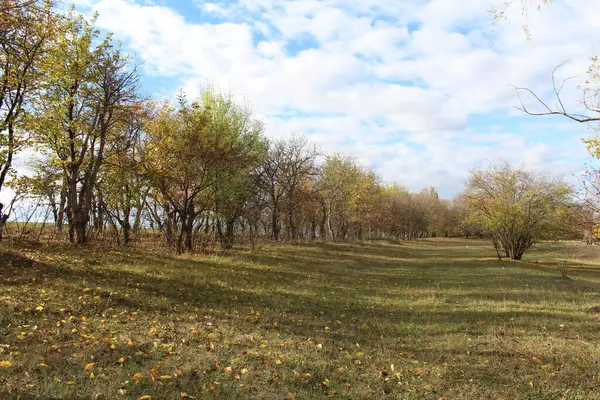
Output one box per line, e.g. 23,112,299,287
67,0,600,197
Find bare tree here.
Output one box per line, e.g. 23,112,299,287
513,62,600,124
259,135,319,241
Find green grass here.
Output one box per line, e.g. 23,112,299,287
1,238,600,399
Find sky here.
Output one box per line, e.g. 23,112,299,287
41,0,600,197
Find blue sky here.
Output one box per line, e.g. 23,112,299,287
67,0,600,197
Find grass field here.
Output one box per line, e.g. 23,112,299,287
1,238,600,399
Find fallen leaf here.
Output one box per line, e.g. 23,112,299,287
84,363,95,371
0,361,13,368
137,396,152,400
287,392,296,399
132,372,144,382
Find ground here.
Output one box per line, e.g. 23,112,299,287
1,238,600,399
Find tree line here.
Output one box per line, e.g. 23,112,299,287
0,2,584,259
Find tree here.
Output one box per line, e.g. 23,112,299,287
98,103,150,245
32,12,140,244
451,194,482,238
490,0,555,40
465,162,572,260
318,155,367,240
492,1,600,136
206,89,267,249
144,88,265,252
259,135,318,241
0,0,56,239
144,95,213,253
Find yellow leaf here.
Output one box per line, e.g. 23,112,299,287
39,363,48,368
287,392,296,399
275,359,282,365
64,381,75,385
240,368,248,375
159,375,172,380
137,396,152,400
180,393,191,399
118,357,125,364
132,372,144,382
84,363,95,371
223,367,233,373
0,361,13,368
36,306,44,312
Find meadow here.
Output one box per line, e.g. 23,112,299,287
1,238,599,399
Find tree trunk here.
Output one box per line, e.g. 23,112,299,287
120,206,132,245
56,177,67,232
217,218,236,250
320,209,327,240
73,215,87,245
271,205,280,241
180,203,196,253
165,212,174,246
132,209,142,235
288,202,297,241
0,204,8,242
325,202,334,240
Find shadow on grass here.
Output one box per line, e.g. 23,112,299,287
3,240,599,344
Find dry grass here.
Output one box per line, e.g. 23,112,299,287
1,238,600,399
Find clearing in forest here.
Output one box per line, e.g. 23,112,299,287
1,239,599,399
